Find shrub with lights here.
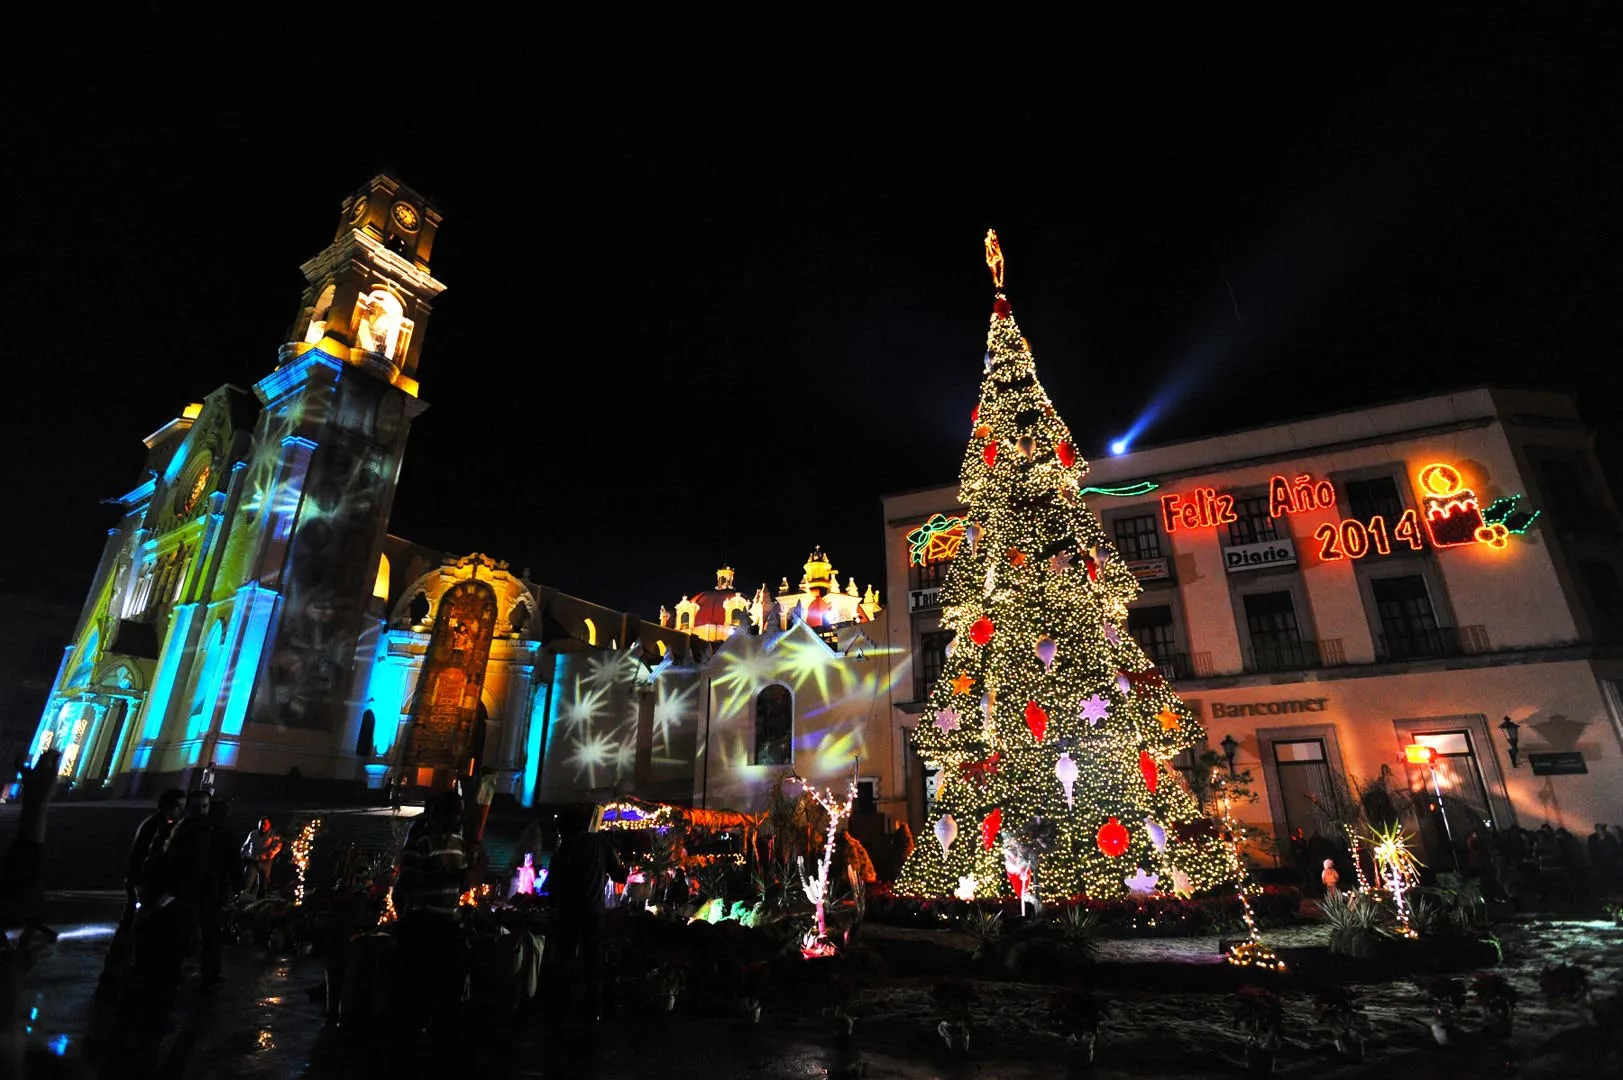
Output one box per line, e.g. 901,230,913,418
897,233,1232,904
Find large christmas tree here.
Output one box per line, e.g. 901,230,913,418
897,232,1232,903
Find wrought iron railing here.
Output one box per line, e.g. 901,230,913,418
1375,624,1489,661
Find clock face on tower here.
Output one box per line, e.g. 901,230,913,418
350,196,369,224
391,201,420,233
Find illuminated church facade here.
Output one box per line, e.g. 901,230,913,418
30,176,906,815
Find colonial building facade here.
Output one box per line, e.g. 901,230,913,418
881,388,1623,868
30,175,893,816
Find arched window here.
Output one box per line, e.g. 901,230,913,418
353,288,411,361
409,591,431,625
583,617,598,646
677,611,691,630
754,685,793,765
728,608,745,626
373,554,390,602
356,709,376,757
304,283,336,343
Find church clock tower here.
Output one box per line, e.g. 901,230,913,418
236,176,445,734
30,175,451,797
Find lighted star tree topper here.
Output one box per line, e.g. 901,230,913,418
897,232,1233,902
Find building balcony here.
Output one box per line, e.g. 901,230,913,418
1375,625,1490,662
1143,649,1215,681
1245,639,1345,674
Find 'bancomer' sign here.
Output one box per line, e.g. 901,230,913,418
1206,698,1329,719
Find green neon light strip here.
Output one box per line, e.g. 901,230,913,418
1079,482,1160,498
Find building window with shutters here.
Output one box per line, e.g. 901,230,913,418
1372,574,1442,658
1270,738,1340,847
1127,605,1178,667
1113,514,1162,561
1228,495,1280,545
1244,591,1303,670
1344,476,1405,523
918,630,952,699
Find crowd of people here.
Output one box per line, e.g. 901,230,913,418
1474,821,1623,906
94,789,300,1047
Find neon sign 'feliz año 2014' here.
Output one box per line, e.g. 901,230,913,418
1160,473,1335,534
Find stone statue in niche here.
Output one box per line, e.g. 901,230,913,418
509,601,531,637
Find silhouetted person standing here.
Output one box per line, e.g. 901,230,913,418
394,791,472,1037
199,799,236,990
124,790,211,1029
546,809,626,1022
99,789,185,999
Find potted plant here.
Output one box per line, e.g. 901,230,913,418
1231,985,1283,1074
1049,986,1111,1069
1415,976,1466,1045
1312,984,1367,1061
1320,890,1384,960
965,908,1002,962
1472,972,1518,1039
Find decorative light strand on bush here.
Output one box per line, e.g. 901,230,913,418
1370,822,1421,938
793,771,857,957
1218,775,1284,972
377,886,398,926
1345,825,1373,892
292,818,320,905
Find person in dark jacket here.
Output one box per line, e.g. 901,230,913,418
123,790,212,1026
199,799,236,990
394,791,473,1036
124,790,186,924
545,808,627,1021
97,789,185,999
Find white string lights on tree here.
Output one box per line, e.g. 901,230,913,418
896,230,1235,903
793,770,857,958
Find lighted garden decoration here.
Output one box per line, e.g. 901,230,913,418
1370,821,1422,938
793,771,857,958
292,818,321,905
898,231,1232,902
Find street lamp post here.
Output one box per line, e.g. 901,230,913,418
1405,743,1461,870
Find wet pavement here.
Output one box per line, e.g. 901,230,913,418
14,894,1623,1078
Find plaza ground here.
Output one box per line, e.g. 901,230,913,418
7,803,1622,1078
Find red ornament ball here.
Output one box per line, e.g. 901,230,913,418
1097,816,1130,858
993,297,1012,318
1056,440,1077,469
969,617,995,646
982,442,999,468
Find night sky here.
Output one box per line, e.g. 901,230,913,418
4,27,1617,622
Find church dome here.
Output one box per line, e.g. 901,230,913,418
672,567,751,638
